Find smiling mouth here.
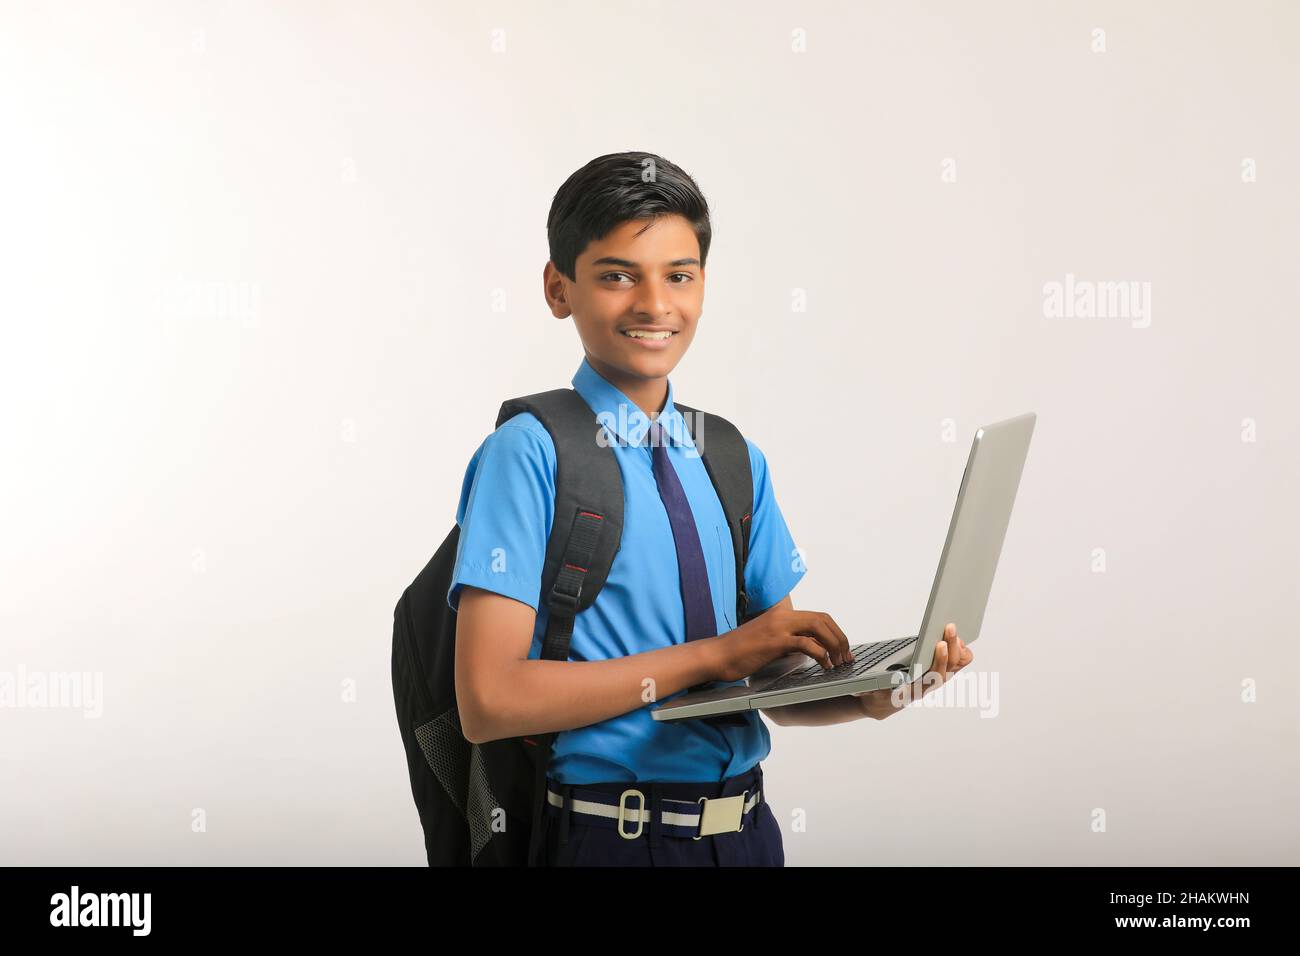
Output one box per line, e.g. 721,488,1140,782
620,329,678,340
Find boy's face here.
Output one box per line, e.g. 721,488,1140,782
545,213,704,386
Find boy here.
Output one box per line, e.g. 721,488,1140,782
446,151,971,866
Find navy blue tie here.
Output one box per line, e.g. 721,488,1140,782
648,420,716,643
649,420,748,725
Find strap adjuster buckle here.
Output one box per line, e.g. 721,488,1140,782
549,580,582,615
617,788,646,839
693,789,748,840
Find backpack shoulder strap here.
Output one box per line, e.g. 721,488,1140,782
495,388,623,660
495,387,623,867
673,402,755,624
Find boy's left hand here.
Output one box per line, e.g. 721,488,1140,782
852,623,972,720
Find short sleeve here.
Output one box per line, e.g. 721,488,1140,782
742,438,806,613
446,418,556,613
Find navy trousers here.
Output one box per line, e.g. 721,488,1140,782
540,763,784,866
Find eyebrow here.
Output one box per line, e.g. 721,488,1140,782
590,256,701,269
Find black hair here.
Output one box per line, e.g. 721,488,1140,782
546,151,712,281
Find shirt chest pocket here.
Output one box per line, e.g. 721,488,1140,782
715,523,738,631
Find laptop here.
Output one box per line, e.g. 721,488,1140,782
651,412,1036,722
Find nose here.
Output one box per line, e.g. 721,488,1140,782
630,282,671,321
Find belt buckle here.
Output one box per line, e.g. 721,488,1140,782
617,788,646,840
693,789,749,840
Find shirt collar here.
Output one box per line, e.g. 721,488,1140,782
572,355,695,450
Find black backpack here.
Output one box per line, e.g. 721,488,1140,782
391,387,758,866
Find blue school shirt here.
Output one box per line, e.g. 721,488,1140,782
446,356,806,784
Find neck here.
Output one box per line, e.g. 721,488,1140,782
585,353,668,421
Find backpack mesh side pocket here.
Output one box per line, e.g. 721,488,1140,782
414,708,469,818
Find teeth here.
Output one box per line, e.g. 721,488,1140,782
624,330,674,340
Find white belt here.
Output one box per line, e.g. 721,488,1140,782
547,785,762,840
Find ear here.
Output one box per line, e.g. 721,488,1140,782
542,261,572,318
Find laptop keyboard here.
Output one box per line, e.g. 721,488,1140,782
761,637,917,692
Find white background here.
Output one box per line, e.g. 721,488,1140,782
1,0,1296,864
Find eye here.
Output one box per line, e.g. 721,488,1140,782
668,273,695,283
600,271,633,283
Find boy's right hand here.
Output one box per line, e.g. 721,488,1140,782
708,608,851,683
